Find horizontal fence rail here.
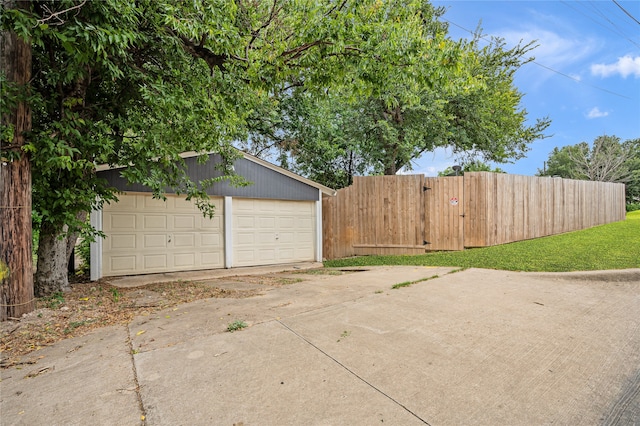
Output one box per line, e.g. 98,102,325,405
323,173,626,259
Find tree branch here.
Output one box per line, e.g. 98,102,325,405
36,0,87,26
176,33,229,72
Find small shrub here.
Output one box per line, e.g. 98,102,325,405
77,237,91,275
627,203,640,212
227,320,248,332
42,292,65,309
110,288,120,302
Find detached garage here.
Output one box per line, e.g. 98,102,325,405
90,152,335,280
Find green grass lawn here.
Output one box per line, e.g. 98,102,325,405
325,211,640,272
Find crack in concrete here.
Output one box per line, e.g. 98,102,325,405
276,319,431,425
126,325,148,425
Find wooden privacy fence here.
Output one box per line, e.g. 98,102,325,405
322,172,626,260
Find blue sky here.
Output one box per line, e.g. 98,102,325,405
412,0,640,176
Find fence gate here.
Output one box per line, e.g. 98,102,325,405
424,176,464,251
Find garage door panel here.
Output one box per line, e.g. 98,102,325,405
173,234,195,248
110,234,136,249
173,197,199,211
236,232,255,245
201,252,222,266
174,253,195,267
143,215,166,229
110,255,136,272
113,196,137,209
235,249,256,263
236,215,255,228
232,198,316,267
173,215,195,230
277,217,295,228
258,249,276,262
296,232,313,243
108,214,136,232
143,254,167,269
296,217,313,228
258,216,276,228
278,232,294,243
143,234,167,248
278,248,294,261
143,197,167,210
103,194,224,276
201,216,221,230
201,233,221,246
258,232,275,244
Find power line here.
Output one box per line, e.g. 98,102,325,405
560,0,640,49
612,0,640,25
440,17,634,101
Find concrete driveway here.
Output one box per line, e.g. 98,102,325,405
2,266,639,425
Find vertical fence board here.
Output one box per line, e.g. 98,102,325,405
323,173,626,258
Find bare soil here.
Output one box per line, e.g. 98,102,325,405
0,270,329,367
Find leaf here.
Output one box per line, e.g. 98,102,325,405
136,330,146,336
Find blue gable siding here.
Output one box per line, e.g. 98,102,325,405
97,154,319,201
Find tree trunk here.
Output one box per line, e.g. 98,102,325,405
34,224,72,297
1,0,34,320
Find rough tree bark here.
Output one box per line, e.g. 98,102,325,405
0,0,34,320
34,211,86,296
34,225,71,296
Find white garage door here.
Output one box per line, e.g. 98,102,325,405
233,198,315,267
102,194,224,276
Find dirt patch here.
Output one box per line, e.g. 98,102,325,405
0,276,282,365
0,269,353,365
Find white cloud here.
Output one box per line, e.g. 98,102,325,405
501,28,599,69
586,107,609,119
591,55,640,78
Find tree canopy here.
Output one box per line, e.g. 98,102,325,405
4,0,464,296
538,135,640,205
2,0,552,305
438,160,505,177
242,15,550,188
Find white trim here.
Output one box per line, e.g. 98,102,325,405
316,189,323,262
224,196,233,268
90,208,103,281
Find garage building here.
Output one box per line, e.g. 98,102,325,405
90,152,335,280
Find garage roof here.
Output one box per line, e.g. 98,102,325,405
96,150,336,201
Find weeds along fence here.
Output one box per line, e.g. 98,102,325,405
322,172,626,260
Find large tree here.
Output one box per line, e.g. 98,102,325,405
538,135,640,204
2,0,466,306
1,0,34,319
242,14,551,188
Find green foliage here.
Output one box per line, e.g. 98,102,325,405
538,135,639,204
77,237,91,275
5,1,450,288
244,12,550,187
325,212,640,272
42,292,65,309
337,330,351,342
391,275,439,289
227,320,247,332
110,288,120,303
438,160,505,176
64,319,93,334
627,203,640,212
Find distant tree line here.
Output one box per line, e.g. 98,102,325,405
538,135,640,210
